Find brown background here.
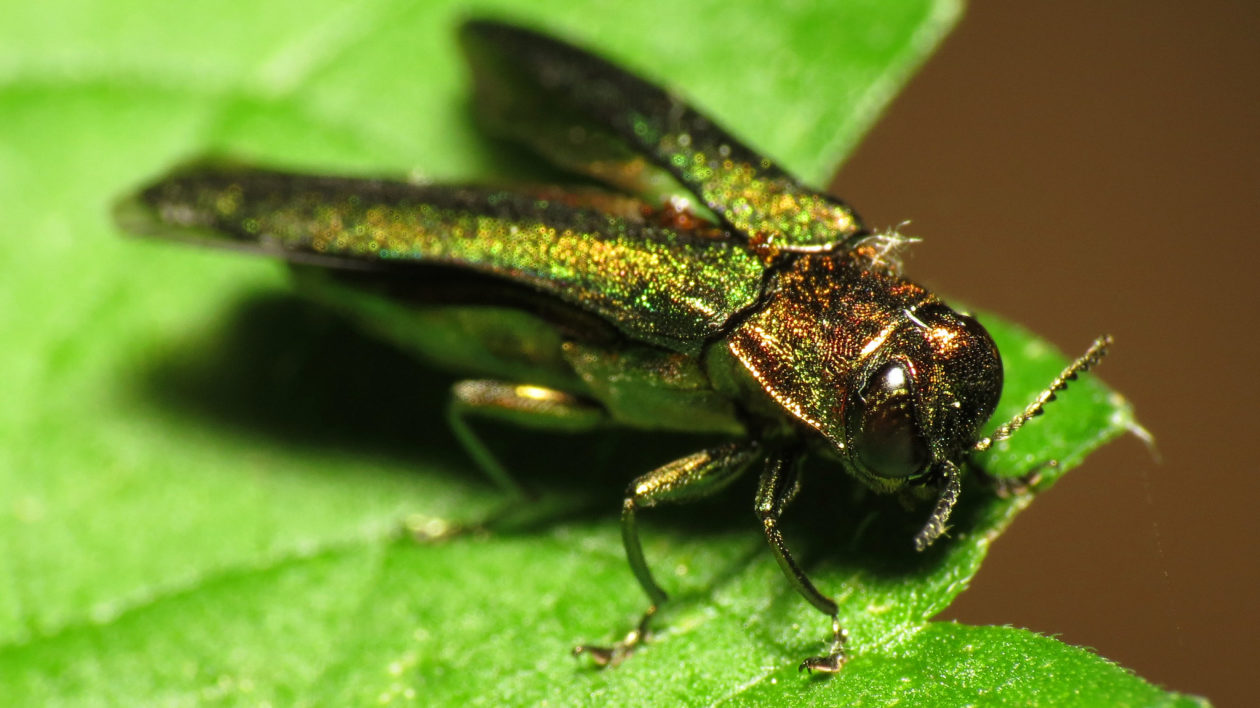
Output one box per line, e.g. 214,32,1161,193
830,1,1257,703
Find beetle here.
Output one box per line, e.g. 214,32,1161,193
114,20,1110,672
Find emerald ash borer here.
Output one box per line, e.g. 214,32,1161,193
115,20,1111,673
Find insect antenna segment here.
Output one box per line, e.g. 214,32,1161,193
971,335,1113,455
913,460,962,552
915,335,1112,552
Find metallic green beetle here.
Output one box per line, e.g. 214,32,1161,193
115,20,1109,672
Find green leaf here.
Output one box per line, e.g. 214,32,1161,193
0,0,1205,705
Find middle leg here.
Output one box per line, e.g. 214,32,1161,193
573,441,763,667
754,453,848,673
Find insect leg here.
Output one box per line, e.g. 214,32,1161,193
754,454,849,674
573,441,762,667
415,380,606,540
447,379,606,499
975,458,1058,498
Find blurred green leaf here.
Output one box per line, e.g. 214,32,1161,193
0,0,1205,705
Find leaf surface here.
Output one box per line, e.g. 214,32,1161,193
0,0,1204,704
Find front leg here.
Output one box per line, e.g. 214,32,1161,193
975,459,1056,498
754,454,848,674
573,441,762,667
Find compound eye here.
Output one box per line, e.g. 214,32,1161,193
855,362,930,478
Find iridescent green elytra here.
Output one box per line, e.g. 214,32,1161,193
115,20,1110,673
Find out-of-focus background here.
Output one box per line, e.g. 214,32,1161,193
832,1,1256,702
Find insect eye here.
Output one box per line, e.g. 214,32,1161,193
855,362,930,479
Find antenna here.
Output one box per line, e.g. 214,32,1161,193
972,335,1114,454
